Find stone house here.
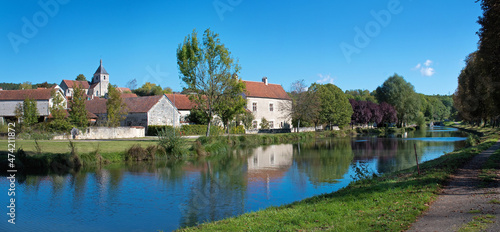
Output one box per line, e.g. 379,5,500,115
59,80,90,98
85,94,180,129
0,88,67,124
243,77,292,129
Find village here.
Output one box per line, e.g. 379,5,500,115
0,59,294,139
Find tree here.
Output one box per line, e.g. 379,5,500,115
48,90,72,132
379,102,398,126
477,0,500,122
236,110,255,129
281,80,320,132
69,84,88,127
22,97,38,126
345,89,377,102
311,83,353,129
186,108,210,125
375,74,421,127
133,82,171,96
106,85,128,127
177,28,241,136
214,79,246,132
20,81,32,90
76,74,87,81
259,117,270,129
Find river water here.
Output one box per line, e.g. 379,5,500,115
0,127,466,231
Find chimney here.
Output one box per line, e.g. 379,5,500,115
262,77,268,85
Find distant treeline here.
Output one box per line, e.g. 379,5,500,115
0,82,56,90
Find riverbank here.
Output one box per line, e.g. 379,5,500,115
176,126,500,231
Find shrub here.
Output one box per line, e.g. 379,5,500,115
125,144,154,161
157,128,187,158
230,125,245,134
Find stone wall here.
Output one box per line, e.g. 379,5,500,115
148,96,180,127
53,126,145,140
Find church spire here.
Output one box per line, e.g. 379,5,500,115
94,59,108,75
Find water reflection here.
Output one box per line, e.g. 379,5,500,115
0,127,466,232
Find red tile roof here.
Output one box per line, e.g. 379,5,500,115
243,81,291,100
85,98,107,114
165,94,197,110
117,87,132,93
61,80,90,89
0,89,53,100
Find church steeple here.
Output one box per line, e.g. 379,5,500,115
91,59,110,97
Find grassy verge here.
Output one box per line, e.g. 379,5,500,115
176,129,499,231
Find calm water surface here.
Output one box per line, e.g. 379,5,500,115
1,127,466,231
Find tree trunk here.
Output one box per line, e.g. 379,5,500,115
206,121,211,137
297,119,300,133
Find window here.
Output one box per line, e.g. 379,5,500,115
269,103,274,112
252,121,257,129
269,121,274,129
252,102,257,112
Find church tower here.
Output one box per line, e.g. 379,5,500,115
90,59,110,98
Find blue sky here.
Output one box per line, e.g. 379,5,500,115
1,0,482,95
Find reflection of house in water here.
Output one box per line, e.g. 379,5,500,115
247,144,293,182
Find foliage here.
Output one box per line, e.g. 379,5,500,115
177,28,241,136
106,85,128,127
132,82,172,96
229,125,245,134
236,110,255,129
259,117,270,129
379,102,398,126
22,97,39,126
69,84,88,128
375,74,421,127
345,89,377,102
76,74,87,81
157,127,187,158
20,81,32,90
214,78,247,131
125,144,156,161
186,108,210,125
282,80,320,130
311,83,353,128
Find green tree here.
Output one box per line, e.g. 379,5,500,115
214,79,246,132
20,81,32,90
477,0,500,123
259,117,270,129
177,28,241,136
375,74,420,127
76,74,87,81
282,80,320,131
236,110,255,129
133,82,172,96
106,85,128,127
22,97,38,126
312,83,353,129
186,108,210,125
344,89,377,102
69,84,88,128
48,90,73,132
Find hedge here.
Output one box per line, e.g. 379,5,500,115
147,125,224,136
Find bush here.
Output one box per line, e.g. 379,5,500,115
230,125,245,134
125,144,155,161
147,125,175,136
157,128,187,158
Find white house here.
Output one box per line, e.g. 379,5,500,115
243,77,292,129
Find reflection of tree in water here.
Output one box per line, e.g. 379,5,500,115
179,151,248,228
294,139,354,185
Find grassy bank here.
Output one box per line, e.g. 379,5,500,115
176,128,499,231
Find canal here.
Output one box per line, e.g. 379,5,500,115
0,127,466,231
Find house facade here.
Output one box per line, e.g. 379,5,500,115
243,77,292,129
59,80,90,97
165,94,196,124
0,88,67,124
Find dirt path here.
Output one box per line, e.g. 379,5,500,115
408,140,500,232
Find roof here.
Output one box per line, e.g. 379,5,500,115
85,98,107,114
243,80,291,100
89,82,99,89
60,80,90,89
85,95,165,114
121,93,138,98
123,95,164,113
165,94,197,110
94,59,109,75
117,87,131,93
0,89,54,101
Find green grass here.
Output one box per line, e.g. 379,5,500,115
0,139,158,154
458,214,495,232
176,132,499,231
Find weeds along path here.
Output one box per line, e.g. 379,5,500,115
408,140,500,232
